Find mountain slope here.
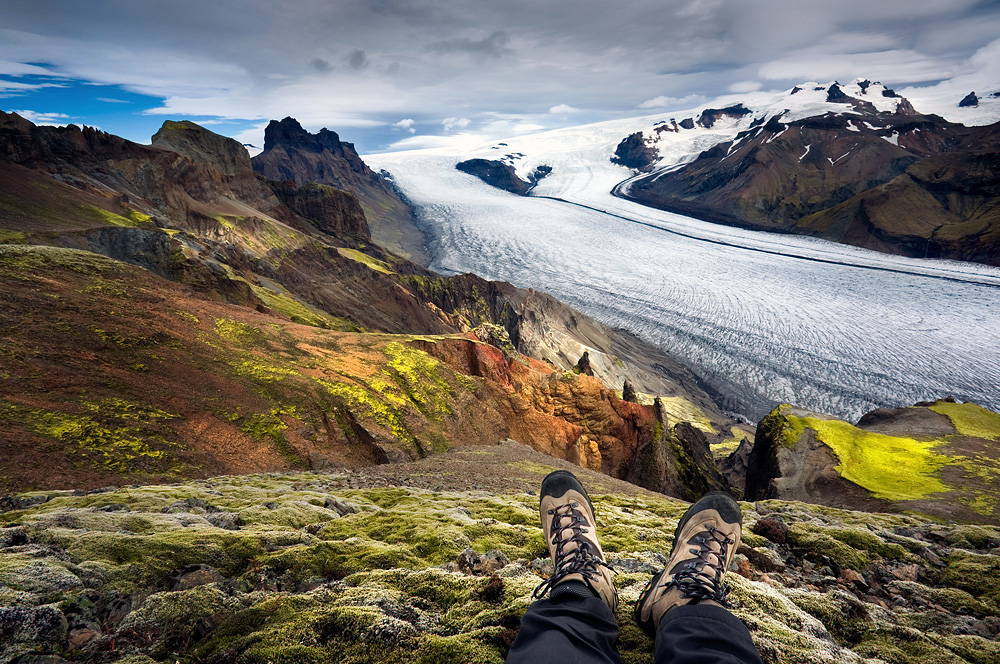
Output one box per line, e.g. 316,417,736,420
0,111,744,499
252,117,427,261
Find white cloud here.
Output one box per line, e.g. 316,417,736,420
442,117,471,131
12,109,71,125
97,97,130,104
636,93,705,110
0,78,63,92
727,80,762,93
548,103,579,114
393,118,416,133
513,123,544,132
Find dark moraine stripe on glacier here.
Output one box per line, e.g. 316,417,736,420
368,153,1000,424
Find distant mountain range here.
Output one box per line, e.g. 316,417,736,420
453,79,1000,266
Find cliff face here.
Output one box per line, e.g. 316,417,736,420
252,117,425,260
620,91,1000,265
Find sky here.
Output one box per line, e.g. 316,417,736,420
2,0,999,154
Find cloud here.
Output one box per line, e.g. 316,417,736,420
393,118,416,133
97,97,130,103
727,80,762,93
637,93,705,110
428,31,511,58
0,1,996,151
549,104,579,114
442,117,471,131
347,50,368,70
12,109,71,125
310,58,332,73
0,78,63,92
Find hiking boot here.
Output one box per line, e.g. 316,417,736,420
634,491,742,637
532,470,617,611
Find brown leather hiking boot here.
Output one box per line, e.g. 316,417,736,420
532,470,617,611
634,491,742,637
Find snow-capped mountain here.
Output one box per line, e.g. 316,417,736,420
445,79,1000,265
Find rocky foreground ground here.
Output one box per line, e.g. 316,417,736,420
2,440,999,664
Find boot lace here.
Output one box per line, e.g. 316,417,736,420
532,501,613,600
662,524,734,606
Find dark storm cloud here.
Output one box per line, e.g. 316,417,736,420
1,0,997,150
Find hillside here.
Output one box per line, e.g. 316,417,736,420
3,442,999,664
0,111,745,498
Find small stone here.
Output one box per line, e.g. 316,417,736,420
324,497,357,516
67,626,101,649
170,564,224,591
751,518,788,545
205,512,242,530
890,563,920,582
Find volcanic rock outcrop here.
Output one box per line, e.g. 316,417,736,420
454,158,551,195
744,400,1000,524
251,117,424,259
611,131,659,171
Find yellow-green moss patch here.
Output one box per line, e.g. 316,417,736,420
929,401,1000,440
793,416,951,501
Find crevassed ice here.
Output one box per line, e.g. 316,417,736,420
367,113,1000,423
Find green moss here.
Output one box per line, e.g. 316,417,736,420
174,310,200,324
0,229,28,244
0,399,182,474
249,283,356,330
929,401,1000,440
793,416,951,500
337,247,396,275
383,341,454,419
656,396,716,434
215,318,266,347
85,205,147,228
785,523,870,570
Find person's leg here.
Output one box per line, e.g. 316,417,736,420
505,470,622,664
506,581,623,664
654,603,761,664
634,492,763,664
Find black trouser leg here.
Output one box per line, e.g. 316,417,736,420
654,603,763,664
506,582,623,664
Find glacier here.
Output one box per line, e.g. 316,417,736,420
367,97,1000,423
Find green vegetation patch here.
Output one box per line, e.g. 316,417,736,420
337,247,396,275
0,398,182,474
791,416,951,501
657,396,716,434
929,401,1000,440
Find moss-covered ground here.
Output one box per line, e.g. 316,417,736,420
1,449,998,664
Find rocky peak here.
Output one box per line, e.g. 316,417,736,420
826,82,852,103
152,120,252,177
262,117,353,156
960,91,980,108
